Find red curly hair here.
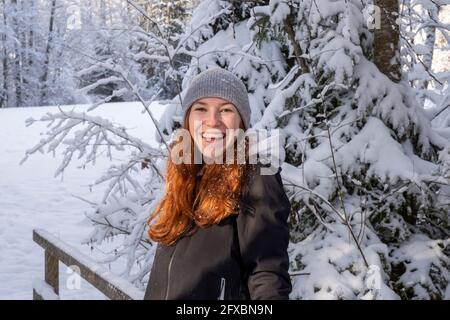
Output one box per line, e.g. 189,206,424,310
147,109,251,245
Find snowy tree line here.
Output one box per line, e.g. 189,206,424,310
21,0,450,299
0,0,195,108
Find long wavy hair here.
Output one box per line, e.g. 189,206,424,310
147,108,252,246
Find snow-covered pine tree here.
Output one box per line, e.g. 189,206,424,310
142,0,190,41
74,0,194,104
72,0,149,104
128,0,193,100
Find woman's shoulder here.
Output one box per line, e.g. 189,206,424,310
244,161,283,184
238,162,291,220
240,162,285,202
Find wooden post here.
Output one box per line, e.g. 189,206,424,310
33,289,44,300
45,249,59,295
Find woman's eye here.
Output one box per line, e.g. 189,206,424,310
221,108,233,113
194,107,206,111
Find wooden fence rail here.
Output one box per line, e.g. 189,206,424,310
32,229,145,300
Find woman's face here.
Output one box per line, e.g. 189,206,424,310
188,97,243,162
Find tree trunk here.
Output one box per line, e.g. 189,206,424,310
283,14,310,74
11,0,23,106
18,0,29,104
374,0,401,83
1,0,8,108
40,0,57,105
28,0,34,69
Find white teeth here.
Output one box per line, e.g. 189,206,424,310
202,132,224,139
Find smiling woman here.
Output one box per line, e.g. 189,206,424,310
144,67,292,300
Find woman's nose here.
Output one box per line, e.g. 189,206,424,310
205,110,221,127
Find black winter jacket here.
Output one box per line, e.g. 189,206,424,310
144,164,292,300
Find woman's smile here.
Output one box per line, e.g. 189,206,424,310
201,129,225,146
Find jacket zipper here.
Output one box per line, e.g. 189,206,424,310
218,277,226,300
164,244,178,300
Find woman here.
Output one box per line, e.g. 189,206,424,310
144,67,292,300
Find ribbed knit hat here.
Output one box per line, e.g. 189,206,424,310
182,68,251,130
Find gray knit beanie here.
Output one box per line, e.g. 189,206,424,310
182,68,251,130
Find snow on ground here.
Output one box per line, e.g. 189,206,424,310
0,101,166,299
